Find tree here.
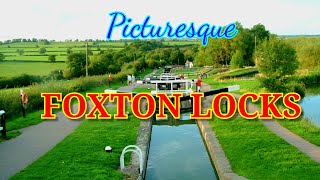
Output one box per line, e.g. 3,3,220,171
64,53,86,78
230,50,245,69
48,55,56,63
0,53,4,61
255,38,299,92
39,47,46,55
43,39,50,45
251,24,270,42
16,49,24,55
169,49,184,65
67,47,72,55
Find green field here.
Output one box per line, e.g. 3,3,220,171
0,62,66,78
0,40,197,78
0,40,195,63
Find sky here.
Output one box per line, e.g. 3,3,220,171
0,0,319,41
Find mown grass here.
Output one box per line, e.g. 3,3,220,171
133,87,155,93
4,55,67,61
171,69,195,74
213,68,258,80
137,68,153,79
278,118,320,146
11,107,140,180
0,62,66,78
203,78,262,94
210,117,320,179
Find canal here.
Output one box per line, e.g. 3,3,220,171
145,112,218,180
300,88,320,126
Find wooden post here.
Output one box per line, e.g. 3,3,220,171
85,42,88,77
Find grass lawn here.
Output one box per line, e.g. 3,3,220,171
138,68,154,79
203,78,262,94
4,55,67,61
171,69,194,74
0,61,66,78
278,119,320,146
210,117,320,179
133,86,155,93
11,107,141,180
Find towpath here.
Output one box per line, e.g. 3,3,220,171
0,69,156,180
202,82,320,163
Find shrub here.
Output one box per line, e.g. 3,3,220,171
296,70,320,87
286,81,306,98
230,50,245,69
0,69,136,119
0,74,43,89
48,55,56,62
256,37,300,93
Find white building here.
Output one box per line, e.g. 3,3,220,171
185,61,193,69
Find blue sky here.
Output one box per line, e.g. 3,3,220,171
0,0,319,41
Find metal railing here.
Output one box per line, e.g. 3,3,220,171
120,145,143,175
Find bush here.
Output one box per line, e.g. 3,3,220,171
0,69,137,119
286,81,306,98
256,38,300,93
48,55,56,62
230,50,245,69
0,74,43,89
296,70,320,87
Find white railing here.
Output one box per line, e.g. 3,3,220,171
120,145,143,175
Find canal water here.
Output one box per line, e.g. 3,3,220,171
145,113,218,180
300,92,320,126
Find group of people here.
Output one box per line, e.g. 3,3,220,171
127,74,135,86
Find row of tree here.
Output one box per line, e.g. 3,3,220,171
0,39,52,44
195,22,271,68
63,40,198,79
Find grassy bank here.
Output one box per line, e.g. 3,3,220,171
278,119,320,146
203,78,261,94
210,117,320,179
11,108,140,179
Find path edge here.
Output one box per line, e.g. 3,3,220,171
197,120,247,180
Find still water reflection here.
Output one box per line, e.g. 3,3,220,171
300,94,320,126
145,113,217,180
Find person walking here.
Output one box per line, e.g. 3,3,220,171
127,75,132,85
197,76,202,92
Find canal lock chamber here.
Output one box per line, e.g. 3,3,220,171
144,110,219,180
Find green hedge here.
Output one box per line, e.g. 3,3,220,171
0,74,43,89
0,69,135,119
296,70,320,87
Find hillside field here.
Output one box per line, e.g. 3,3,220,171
0,62,66,78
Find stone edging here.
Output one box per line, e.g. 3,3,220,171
124,101,152,180
196,120,247,180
